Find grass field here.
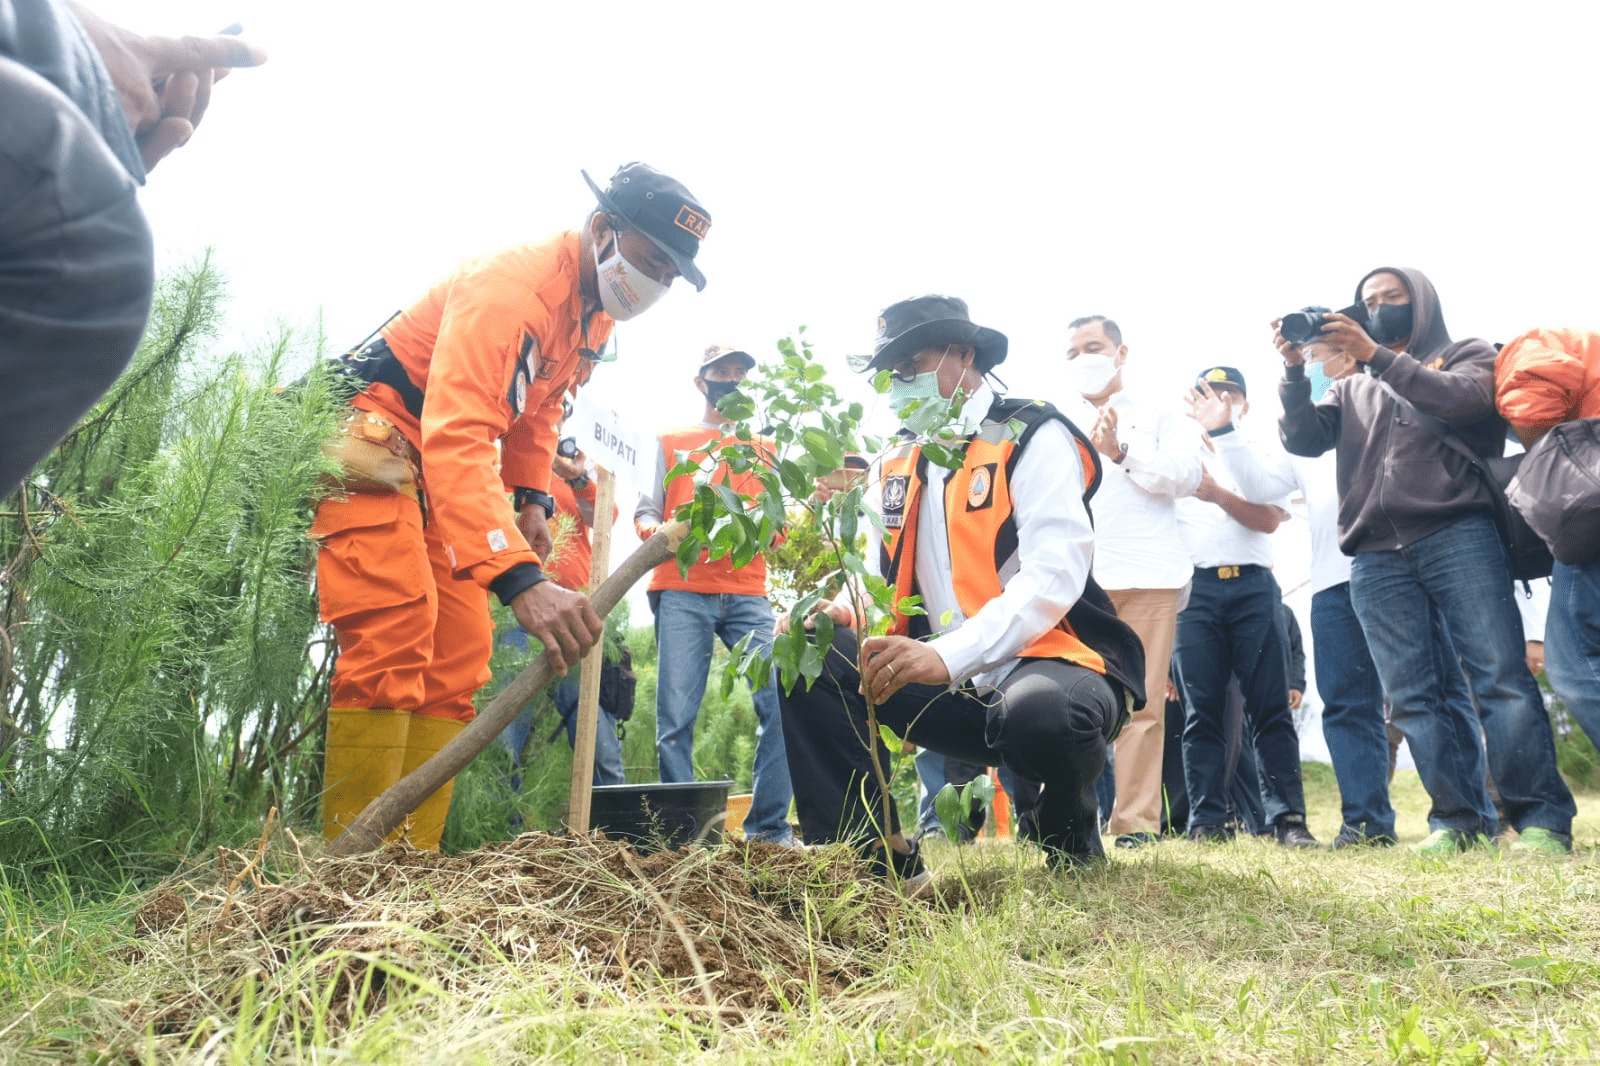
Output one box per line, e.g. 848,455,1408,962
4,766,1600,1065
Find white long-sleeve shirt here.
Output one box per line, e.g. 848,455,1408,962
1061,391,1204,591
1177,433,1285,570
867,385,1095,690
1213,429,1349,595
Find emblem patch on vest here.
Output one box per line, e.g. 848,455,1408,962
966,463,997,511
882,475,908,529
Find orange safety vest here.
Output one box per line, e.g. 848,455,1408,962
642,426,774,596
878,397,1126,681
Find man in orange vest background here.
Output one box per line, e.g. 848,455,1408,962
779,296,1146,881
634,345,795,845
315,162,711,849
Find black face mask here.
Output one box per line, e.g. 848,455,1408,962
1368,303,1414,347
702,378,742,407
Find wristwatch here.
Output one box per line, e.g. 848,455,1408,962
512,487,556,518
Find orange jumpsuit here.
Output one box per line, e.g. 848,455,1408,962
313,231,612,724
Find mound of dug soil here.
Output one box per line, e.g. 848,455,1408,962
123,832,917,1041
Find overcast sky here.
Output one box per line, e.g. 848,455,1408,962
93,0,1598,746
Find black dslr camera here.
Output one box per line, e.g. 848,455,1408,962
1279,303,1365,345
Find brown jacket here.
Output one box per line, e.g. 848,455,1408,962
1279,266,1503,554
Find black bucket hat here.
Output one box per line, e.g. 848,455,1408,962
582,162,711,291
848,295,1008,374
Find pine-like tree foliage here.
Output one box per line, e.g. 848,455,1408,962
0,258,342,882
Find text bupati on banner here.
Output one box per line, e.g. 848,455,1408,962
567,390,649,485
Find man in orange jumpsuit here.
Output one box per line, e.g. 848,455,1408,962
315,162,712,848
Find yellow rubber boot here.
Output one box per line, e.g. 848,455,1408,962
322,707,411,841
392,715,466,851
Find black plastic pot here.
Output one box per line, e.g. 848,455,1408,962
588,780,734,852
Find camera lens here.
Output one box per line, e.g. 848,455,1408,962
1280,307,1330,346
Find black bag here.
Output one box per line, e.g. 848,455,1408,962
1473,451,1554,581
1378,382,1553,581
599,647,638,722
1506,417,1600,566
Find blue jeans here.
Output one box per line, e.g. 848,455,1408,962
500,672,625,791
1433,608,1500,833
914,748,990,838
654,590,793,843
1312,582,1396,838
1349,514,1575,835
1547,556,1600,752
498,628,626,794
1175,567,1306,829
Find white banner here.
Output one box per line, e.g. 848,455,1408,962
567,389,651,487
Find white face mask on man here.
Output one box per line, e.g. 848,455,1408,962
1065,352,1118,397
593,227,670,321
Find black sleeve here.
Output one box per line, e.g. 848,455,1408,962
489,562,547,606
1279,363,1341,458
1281,603,1306,692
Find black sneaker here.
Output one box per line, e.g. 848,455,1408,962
1330,825,1398,849
1186,823,1235,843
1274,818,1319,849
1114,832,1161,850
1045,838,1107,872
1024,822,1107,871
866,839,933,898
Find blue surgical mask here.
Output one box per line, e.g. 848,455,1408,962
1306,360,1334,402
889,371,953,436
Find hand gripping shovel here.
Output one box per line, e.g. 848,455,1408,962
328,520,687,857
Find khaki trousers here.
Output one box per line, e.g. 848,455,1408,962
1106,587,1182,835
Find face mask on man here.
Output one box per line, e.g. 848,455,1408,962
594,226,669,321
702,378,742,408
1306,360,1334,402
888,346,957,436
1367,303,1413,348
1065,352,1118,396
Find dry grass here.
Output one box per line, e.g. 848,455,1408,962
79,832,915,1057
5,773,1600,1064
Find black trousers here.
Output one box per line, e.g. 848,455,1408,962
780,626,1121,856
1175,567,1305,830
1,58,154,497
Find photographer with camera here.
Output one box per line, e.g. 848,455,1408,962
1275,267,1575,855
